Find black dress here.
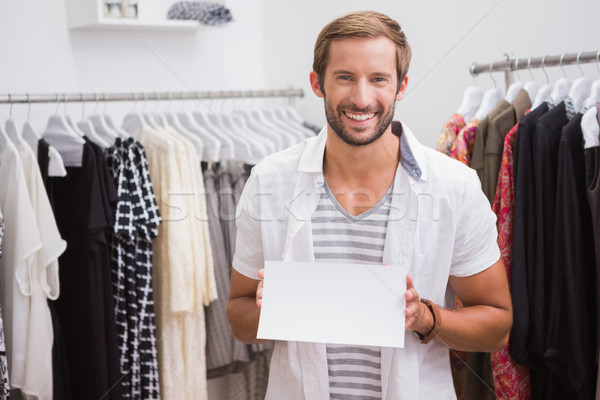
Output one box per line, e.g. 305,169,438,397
49,139,122,400
544,113,597,399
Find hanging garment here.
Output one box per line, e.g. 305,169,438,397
216,165,237,268
510,102,549,366
544,113,597,399
12,140,66,400
448,117,480,400
228,348,273,400
105,137,161,400
0,207,6,399
0,302,8,400
227,162,272,400
491,120,531,400
139,123,215,400
450,118,480,166
167,1,233,25
587,145,600,400
522,102,577,400
462,101,511,400
36,134,71,400
482,90,531,203
49,140,122,400
204,163,251,378
435,113,465,156
472,99,510,185
0,140,42,399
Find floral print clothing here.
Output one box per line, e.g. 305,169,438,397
491,120,532,400
436,113,466,156
450,118,480,166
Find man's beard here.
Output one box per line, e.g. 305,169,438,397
324,97,395,146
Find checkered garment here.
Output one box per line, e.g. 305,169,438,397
167,1,233,25
105,138,161,400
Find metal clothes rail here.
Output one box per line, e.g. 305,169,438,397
0,88,304,104
469,51,600,87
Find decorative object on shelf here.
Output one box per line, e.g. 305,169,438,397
103,1,122,18
167,1,233,25
120,0,138,18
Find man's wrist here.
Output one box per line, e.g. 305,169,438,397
412,298,441,344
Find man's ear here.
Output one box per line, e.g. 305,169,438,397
309,71,324,98
396,75,409,101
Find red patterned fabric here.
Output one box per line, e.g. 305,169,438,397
450,118,480,166
491,120,531,400
436,113,466,156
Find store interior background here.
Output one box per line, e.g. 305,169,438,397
1,0,599,398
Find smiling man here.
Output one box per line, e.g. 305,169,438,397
227,11,512,399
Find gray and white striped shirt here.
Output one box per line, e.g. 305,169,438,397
312,180,393,400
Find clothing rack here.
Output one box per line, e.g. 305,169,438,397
469,51,600,88
0,88,304,104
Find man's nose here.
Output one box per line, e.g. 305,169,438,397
349,80,373,110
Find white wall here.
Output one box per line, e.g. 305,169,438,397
260,0,600,148
0,0,267,132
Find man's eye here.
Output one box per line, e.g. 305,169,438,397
339,76,351,80
373,77,385,82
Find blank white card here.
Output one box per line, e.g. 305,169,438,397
257,261,407,348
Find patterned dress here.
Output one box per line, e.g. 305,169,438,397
491,121,531,400
435,113,466,156
450,118,480,166
105,138,161,400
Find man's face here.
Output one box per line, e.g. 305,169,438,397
311,36,407,146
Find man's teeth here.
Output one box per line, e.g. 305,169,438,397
345,112,375,121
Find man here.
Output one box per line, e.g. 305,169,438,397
227,11,512,399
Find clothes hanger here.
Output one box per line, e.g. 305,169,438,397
88,93,119,144
259,100,306,143
532,55,553,109
0,95,13,151
565,52,592,113
474,63,504,120
151,92,169,129
220,98,272,163
522,57,540,104
231,97,279,155
192,98,236,161
42,94,85,167
122,93,145,139
232,99,285,151
504,59,524,104
161,94,205,161
456,85,483,122
20,94,67,176
581,105,599,149
174,94,221,163
22,94,42,153
581,51,600,112
274,106,316,138
549,53,573,106
140,93,159,129
5,95,22,144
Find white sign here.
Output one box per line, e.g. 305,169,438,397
257,261,407,348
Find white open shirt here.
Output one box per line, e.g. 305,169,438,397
233,121,500,400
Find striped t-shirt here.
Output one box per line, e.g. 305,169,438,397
312,180,393,400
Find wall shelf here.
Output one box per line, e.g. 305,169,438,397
65,0,200,32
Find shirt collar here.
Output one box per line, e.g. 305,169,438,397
298,120,425,182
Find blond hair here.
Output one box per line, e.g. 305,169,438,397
313,11,412,91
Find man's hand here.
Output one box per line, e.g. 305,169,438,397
256,268,264,308
404,274,433,336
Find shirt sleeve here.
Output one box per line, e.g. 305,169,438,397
232,170,264,280
449,169,501,277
